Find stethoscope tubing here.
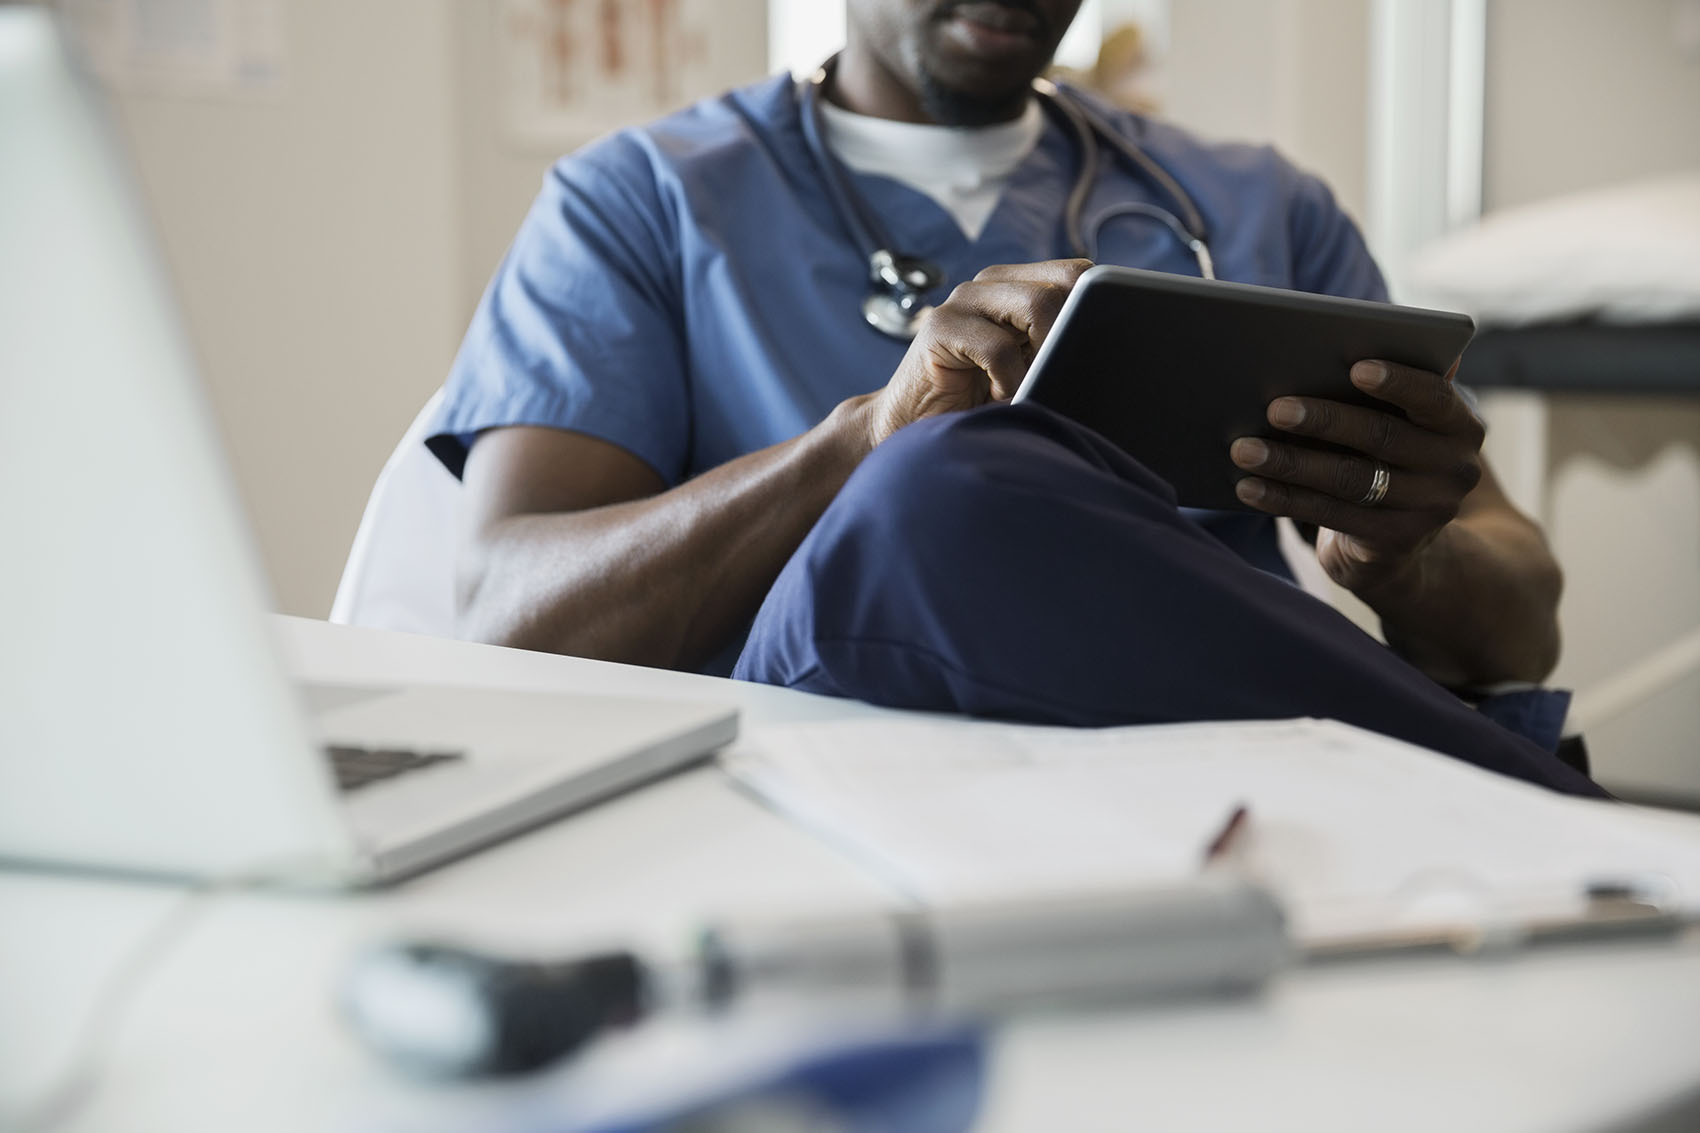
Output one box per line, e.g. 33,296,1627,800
797,59,1216,339
797,67,903,271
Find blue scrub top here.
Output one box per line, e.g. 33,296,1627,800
427,74,1389,656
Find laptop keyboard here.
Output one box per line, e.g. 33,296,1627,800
324,745,465,792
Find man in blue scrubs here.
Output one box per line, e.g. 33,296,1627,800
428,0,1598,794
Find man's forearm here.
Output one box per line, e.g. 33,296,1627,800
1362,512,1563,688
459,395,878,669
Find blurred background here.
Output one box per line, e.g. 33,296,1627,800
70,0,1700,799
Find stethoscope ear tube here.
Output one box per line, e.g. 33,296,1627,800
1035,77,1101,264
1046,81,1211,248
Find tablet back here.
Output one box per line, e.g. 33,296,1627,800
1010,266,1475,510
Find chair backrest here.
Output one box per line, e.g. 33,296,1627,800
331,389,461,636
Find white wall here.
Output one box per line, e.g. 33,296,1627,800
451,0,565,324
105,0,767,619
1164,0,1372,223
108,0,463,619
1483,0,1700,210
768,0,843,77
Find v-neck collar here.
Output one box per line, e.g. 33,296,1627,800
837,119,1079,293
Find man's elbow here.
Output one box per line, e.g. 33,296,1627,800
452,532,532,650
450,531,676,666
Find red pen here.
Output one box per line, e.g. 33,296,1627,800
1202,804,1251,868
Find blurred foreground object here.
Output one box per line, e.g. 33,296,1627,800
341,876,1285,1080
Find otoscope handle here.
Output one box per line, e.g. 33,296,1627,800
343,878,1287,1079
700,876,1288,1013
341,942,644,1078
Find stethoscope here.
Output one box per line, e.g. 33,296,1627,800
798,60,1217,340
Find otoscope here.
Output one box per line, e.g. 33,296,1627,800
340,876,1288,1078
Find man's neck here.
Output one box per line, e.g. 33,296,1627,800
827,43,932,123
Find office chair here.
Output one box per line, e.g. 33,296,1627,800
330,389,461,637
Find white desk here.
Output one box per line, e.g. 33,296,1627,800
4,616,1700,1132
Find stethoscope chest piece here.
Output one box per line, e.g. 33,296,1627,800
862,248,943,340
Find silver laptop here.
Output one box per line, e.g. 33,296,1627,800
0,10,737,886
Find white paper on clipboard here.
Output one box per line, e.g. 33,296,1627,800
724,715,1700,945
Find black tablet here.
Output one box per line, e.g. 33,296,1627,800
1009,266,1476,511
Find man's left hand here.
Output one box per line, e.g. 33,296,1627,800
1229,360,1485,597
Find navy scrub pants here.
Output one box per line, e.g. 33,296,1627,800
733,403,1603,799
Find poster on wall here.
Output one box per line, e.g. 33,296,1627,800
499,0,768,145
60,0,287,95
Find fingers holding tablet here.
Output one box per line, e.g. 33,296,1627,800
1008,266,1477,511
1231,358,1488,589
864,259,1092,447
1347,359,1479,434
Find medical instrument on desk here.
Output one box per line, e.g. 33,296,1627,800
340,873,1695,1081
340,874,1287,1080
798,59,1216,341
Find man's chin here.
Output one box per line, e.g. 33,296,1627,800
911,26,1051,124
915,62,1035,126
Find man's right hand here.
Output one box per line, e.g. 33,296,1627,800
459,258,1089,668
861,259,1091,448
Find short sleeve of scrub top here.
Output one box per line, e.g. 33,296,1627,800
1278,164,1482,414
1286,170,1388,304
425,140,689,484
